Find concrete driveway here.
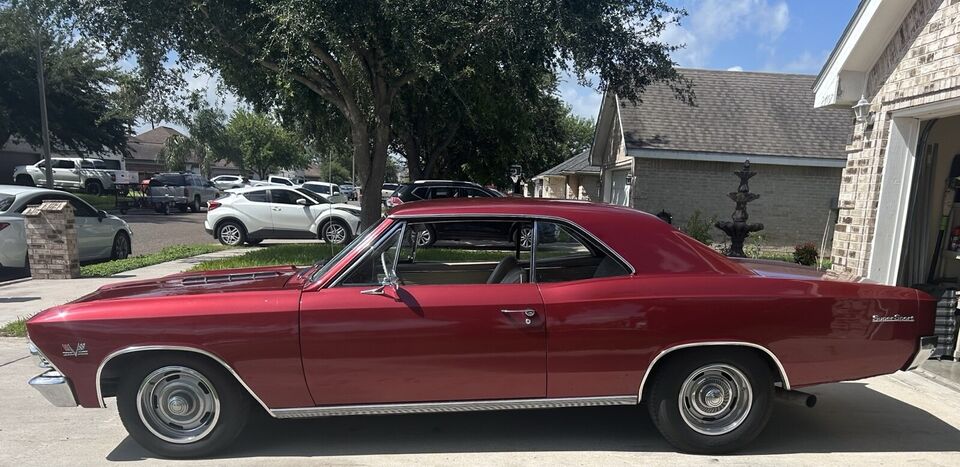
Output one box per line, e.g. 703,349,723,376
1,337,959,466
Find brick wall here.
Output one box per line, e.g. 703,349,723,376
23,200,80,279
833,0,960,276
632,158,842,248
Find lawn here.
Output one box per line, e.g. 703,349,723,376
80,244,229,277
0,317,27,338
75,193,116,211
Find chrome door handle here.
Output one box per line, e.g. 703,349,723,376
501,308,536,317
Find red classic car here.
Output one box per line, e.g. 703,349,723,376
26,198,936,457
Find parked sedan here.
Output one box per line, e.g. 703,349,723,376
204,186,360,245
25,198,935,458
0,185,132,269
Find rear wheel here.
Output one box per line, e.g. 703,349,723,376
189,196,202,213
15,174,35,186
116,355,250,458
217,221,245,246
85,180,104,196
646,349,773,454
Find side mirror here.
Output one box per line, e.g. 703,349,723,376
296,198,309,206
361,252,400,299
97,210,107,221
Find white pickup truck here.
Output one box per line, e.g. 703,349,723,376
13,157,138,195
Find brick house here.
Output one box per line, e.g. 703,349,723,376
531,149,601,201
815,0,960,286
590,68,854,248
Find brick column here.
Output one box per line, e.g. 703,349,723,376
23,200,80,279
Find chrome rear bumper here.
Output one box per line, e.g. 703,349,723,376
906,336,938,371
29,370,78,407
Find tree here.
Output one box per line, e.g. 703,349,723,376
68,0,690,226
225,110,308,180
0,1,130,155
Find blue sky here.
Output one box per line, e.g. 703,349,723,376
559,0,861,120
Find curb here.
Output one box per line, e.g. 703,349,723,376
917,367,960,393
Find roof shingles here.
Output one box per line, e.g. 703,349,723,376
620,69,854,159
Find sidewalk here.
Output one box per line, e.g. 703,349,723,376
0,248,256,327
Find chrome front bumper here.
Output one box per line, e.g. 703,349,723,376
906,336,938,371
29,370,78,407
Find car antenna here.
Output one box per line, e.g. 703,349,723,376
327,152,334,259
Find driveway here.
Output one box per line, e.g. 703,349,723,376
1,336,958,466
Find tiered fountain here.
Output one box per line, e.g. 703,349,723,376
715,160,764,257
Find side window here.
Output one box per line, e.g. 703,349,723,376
80,160,95,169
55,160,76,169
429,186,456,199
460,188,491,198
410,187,429,199
534,221,629,282
242,190,269,203
270,189,297,205
339,227,404,286
66,197,98,217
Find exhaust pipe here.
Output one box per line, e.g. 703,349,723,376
775,388,817,408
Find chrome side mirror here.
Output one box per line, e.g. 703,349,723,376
361,252,400,298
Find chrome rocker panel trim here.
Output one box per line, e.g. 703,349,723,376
29,369,78,407
270,395,637,419
906,336,937,371
637,341,792,400
95,345,272,414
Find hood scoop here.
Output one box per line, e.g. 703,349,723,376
179,271,282,286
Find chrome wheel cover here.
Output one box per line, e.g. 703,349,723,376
519,227,533,248
678,363,753,436
136,366,221,444
324,222,347,244
414,228,431,247
219,225,241,245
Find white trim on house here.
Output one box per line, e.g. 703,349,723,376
627,148,847,168
814,0,915,108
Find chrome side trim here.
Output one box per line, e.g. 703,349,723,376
637,341,792,400
95,345,272,415
388,213,636,275
270,395,637,419
906,335,937,371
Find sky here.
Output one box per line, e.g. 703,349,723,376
137,0,861,134
559,0,861,120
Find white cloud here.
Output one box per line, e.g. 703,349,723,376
781,50,828,74
727,66,744,72
558,70,602,120
662,0,790,67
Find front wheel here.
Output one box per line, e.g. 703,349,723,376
111,232,131,260
116,355,250,458
646,349,773,454
319,219,351,244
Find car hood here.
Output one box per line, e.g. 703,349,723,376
69,265,301,303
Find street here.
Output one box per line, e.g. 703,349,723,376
1,337,958,466
122,211,215,255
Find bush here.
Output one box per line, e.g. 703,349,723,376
682,210,715,245
793,242,819,266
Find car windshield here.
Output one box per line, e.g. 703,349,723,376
308,218,385,283
0,194,13,213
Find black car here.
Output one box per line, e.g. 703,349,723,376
385,180,501,209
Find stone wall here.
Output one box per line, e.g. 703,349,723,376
23,200,80,279
833,0,960,276
631,158,842,248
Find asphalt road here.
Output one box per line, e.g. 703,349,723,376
1,336,959,466
119,210,216,256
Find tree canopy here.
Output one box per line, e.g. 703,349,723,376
65,0,690,224
225,109,308,180
0,1,131,156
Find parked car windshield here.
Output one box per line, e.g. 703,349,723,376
0,194,13,213
309,218,385,283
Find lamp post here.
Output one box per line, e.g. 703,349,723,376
35,20,53,188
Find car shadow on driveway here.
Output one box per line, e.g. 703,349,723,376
106,382,960,461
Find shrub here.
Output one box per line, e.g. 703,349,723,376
682,210,715,245
793,242,819,266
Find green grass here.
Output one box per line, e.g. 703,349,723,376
75,193,116,211
80,244,229,277
0,317,27,338
190,244,343,271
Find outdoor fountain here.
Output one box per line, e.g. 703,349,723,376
715,160,764,257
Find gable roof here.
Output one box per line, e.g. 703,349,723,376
620,68,854,160
535,149,599,178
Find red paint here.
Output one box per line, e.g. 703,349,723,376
26,198,935,411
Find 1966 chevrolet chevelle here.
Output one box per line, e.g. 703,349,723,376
26,198,937,457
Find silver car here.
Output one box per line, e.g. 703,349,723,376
0,186,132,269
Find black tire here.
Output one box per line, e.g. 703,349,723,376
177,203,189,213
116,354,251,458
646,349,774,455
86,180,104,196
318,218,352,245
111,232,131,260
217,221,246,246
15,174,35,186
189,196,202,213
245,239,263,246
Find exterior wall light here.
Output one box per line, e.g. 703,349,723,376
853,95,871,123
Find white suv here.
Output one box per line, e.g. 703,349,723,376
204,186,361,246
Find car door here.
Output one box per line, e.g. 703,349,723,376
53,160,80,189
268,188,317,237
299,219,547,406
236,189,274,236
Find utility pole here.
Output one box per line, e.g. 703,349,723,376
35,22,53,188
